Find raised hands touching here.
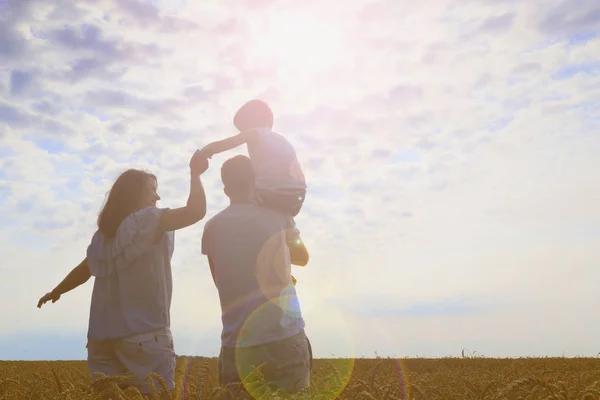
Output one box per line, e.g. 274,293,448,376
190,150,210,176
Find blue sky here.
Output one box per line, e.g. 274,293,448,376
2,0,600,360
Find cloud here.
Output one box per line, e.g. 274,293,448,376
182,85,210,102
0,102,31,127
479,12,516,34
538,0,600,37
0,3,30,62
1,0,600,361
512,62,542,75
84,89,184,117
389,85,424,101
110,0,200,32
10,70,35,95
52,24,118,55
0,101,75,138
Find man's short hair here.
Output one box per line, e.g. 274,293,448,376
221,155,255,192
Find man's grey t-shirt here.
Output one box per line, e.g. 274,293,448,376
202,203,305,348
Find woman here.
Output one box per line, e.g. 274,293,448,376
37,150,209,395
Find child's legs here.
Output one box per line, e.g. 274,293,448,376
254,188,306,217
254,188,307,286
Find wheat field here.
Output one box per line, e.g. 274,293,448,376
1,356,600,399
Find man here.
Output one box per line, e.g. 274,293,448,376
201,154,312,397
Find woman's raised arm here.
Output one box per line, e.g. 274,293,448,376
158,150,210,232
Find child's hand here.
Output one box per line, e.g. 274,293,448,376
199,144,215,159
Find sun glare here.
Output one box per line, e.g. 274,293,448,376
248,12,342,86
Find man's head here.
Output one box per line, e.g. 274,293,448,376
221,155,255,202
233,99,274,132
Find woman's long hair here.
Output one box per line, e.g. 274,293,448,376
97,169,157,238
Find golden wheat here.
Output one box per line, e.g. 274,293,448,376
1,356,600,399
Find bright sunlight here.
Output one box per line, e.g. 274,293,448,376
247,11,343,86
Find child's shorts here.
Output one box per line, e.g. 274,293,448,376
254,187,306,217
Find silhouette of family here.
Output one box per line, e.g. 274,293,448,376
37,99,312,398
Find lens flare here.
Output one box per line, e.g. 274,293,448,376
394,358,412,399
216,294,356,399
174,356,194,400
301,299,357,399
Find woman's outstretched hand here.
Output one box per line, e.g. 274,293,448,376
190,150,209,176
37,290,60,308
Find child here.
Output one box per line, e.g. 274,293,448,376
199,99,308,285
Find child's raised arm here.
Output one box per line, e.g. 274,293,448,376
201,130,259,158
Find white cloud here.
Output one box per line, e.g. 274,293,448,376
1,0,600,359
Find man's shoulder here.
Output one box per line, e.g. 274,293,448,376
203,208,229,228
208,204,289,226
205,204,257,224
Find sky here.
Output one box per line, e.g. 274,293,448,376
1,0,600,361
